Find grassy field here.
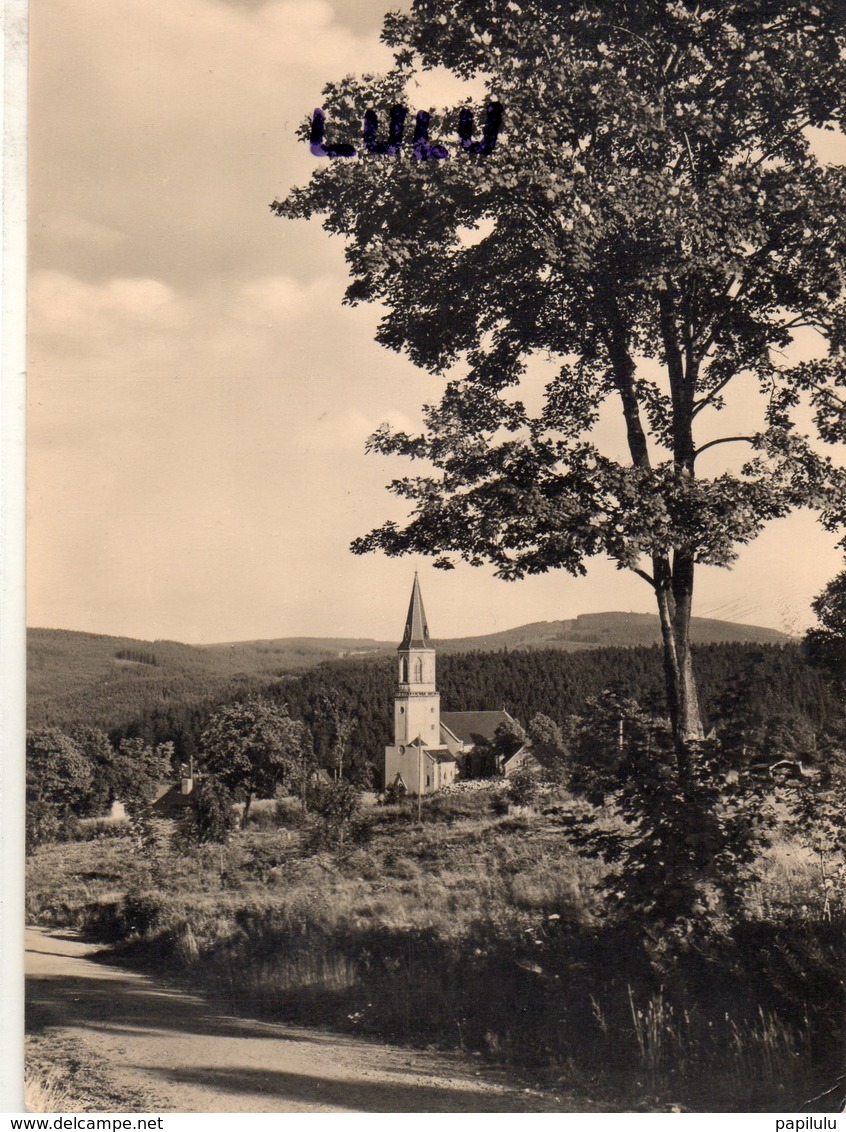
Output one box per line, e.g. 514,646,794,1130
26,785,845,1113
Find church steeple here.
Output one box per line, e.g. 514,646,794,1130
399,572,433,651
383,574,455,793
393,573,439,743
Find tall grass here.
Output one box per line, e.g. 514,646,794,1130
25,1068,73,1113
26,796,845,1113
625,989,814,1110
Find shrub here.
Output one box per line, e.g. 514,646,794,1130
508,766,540,808
174,777,237,847
26,802,79,855
26,729,93,851
383,779,407,806
244,841,288,883
305,780,362,849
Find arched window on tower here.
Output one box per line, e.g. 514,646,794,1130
413,657,423,682
400,656,408,683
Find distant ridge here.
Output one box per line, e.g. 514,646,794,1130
433,611,789,653
209,610,788,654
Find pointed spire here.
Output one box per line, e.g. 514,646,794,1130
399,572,433,650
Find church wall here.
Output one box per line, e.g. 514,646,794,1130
383,745,456,793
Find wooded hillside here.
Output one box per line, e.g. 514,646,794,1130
28,613,789,734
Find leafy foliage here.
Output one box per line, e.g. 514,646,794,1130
508,764,540,807
568,716,775,932
65,727,116,817
24,641,844,844
567,688,649,802
127,810,174,886
782,762,846,920
199,696,310,825
525,712,571,784
176,777,238,847
305,779,363,849
26,728,93,812
90,641,841,791
26,729,93,853
113,738,175,815
277,0,846,754
805,562,846,683
469,715,525,776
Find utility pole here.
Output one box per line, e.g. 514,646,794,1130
418,743,423,822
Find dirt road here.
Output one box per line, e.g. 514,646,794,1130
26,926,577,1113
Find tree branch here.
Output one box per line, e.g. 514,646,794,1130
693,435,755,459
632,566,656,588
692,372,736,417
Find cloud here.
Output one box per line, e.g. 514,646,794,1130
37,211,127,251
29,0,393,287
26,260,438,639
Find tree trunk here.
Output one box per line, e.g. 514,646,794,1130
599,288,705,777
653,552,704,778
242,792,253,828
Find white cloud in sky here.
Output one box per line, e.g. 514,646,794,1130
29,0,393,286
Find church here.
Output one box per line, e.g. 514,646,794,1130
383,575,534,794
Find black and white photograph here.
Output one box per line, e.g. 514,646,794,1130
20,0,846,1114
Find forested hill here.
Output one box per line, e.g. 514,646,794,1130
108,643,838,778
435,612,787,652
27,628,375,733
28,613,788,734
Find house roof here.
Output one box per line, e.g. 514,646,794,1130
504,744,535,768
440,710,517,745
150,784,194,814
399,573,433,651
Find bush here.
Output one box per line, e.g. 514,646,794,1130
26,802,79,855
306,780,362,848
175,777,238,847
383,779,407,806
70,817,131,841
274,795,306,828
508,767,540,808
570,729,774,935
244,841,288,882
26,729,93,851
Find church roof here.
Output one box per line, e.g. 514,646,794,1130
429,749,458,764
399,573,433,651
440,710,517,746
406,735,456,761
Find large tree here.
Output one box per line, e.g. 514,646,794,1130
26,728,94,851
275,0,846,771
200,696,309,825
805,560,846,681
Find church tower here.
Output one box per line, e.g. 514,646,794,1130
393,572,440,747
383,574,456,793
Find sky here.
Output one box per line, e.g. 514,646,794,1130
26,0,846,645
